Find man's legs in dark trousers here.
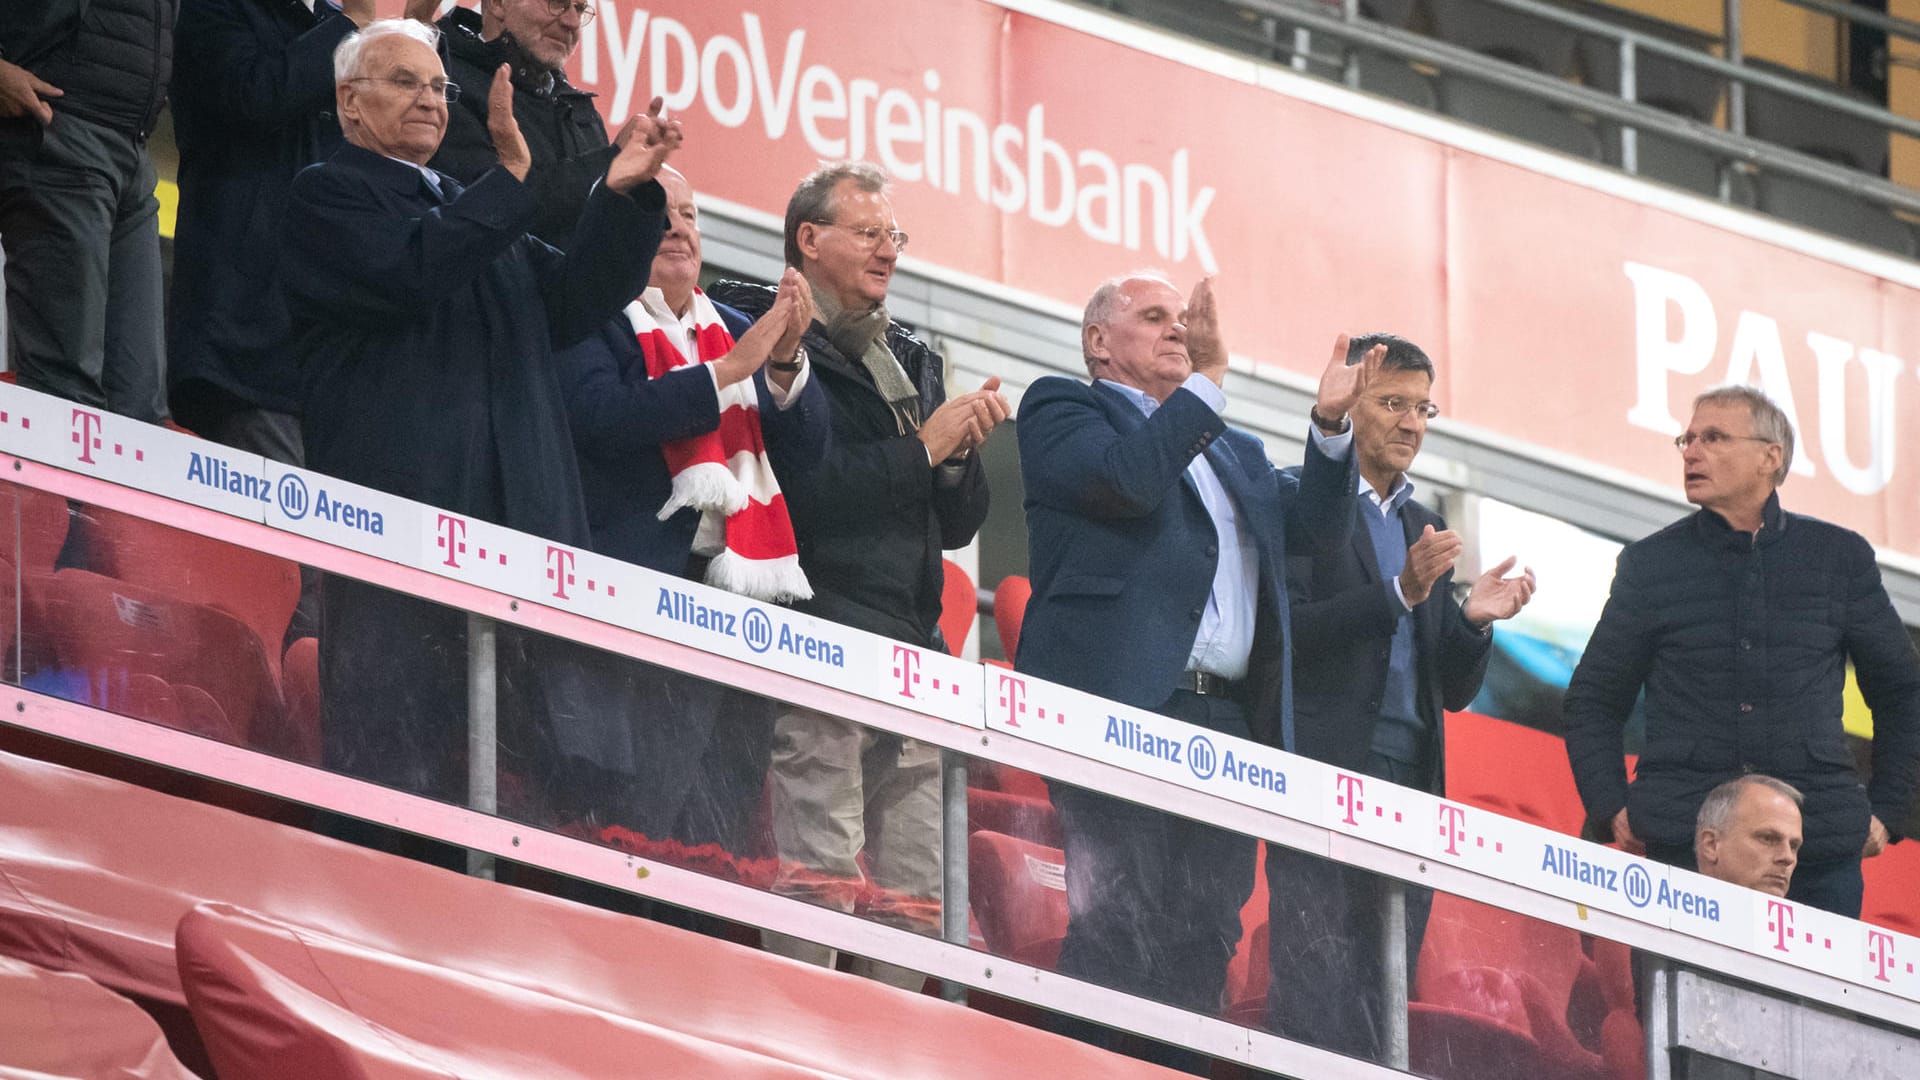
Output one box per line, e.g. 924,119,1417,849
1264,751,1434,1063
0,115,166,422
1049,691,1258,1075
206,408,319,644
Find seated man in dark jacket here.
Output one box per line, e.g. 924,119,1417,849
429,0,621,247
547,164,828,850
1565,385,1920,917
281,18,678,811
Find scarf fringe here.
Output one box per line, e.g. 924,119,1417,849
704,550,814,604
657,460,746,521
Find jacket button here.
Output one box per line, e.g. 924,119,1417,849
1205,545,1219,559
1190,607,1202,621
1740,638,1752,650
1739,703,1753,713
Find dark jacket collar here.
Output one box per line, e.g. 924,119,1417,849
1693,489,1789,549
331,142,450,197
441,7,590,100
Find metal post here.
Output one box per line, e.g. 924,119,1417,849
466,612,498,880
1641,953,1674,1080
1341,0,1362,87
940,748,969,1003
1380,878,1410,1070
1726,0,1747,137
1620,37,1641,174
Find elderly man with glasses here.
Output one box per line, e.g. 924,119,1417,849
1263,332,1534,1063
1566,384,1920,917
429,0,620,247
281,17,679,826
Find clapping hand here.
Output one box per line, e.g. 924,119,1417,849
918,377,1011,462
1462,556,1537,627
607,96,684,194
1185,277,1227,387
488,65,531,181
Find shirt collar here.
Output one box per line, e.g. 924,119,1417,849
1096,378,1159,418
1360,470,1416,514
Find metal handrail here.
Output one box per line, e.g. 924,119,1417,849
1118,0,1920,217
1785,0,1920,46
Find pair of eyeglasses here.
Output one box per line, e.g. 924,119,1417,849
1673,431,1773,451
351,74,460,103
1375,395,1440,420
813,221,909,252
541,0,597,24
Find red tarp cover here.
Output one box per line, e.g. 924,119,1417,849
0,953,199,1079
0,748,1180,1079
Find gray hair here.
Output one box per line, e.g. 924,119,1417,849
1696,774,1804,837
334,18,440,84
1694,384,1795,486
784,161,890,268
1080,270,1177,374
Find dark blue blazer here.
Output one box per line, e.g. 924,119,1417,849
167,0,356,428
1014,376,1355,751
283,144,664,546
554,302,831,573
1283,490,1493,792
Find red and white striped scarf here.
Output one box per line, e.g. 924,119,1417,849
626,288,811,604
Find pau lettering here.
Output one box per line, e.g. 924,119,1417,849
582,6,1217,270
1624,260,1905,496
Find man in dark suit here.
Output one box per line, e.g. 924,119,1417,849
1016,272,1371,1073
548,163,828,850
281,18,678,808
1265,333,1534,1061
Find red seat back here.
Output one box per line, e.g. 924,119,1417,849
0,954,198,1080
1445,710,1588,835
81,506,299,677
0,480,70,576
967,788,1062,848
273,636,323,766
967,830,1069,969
1863,837,1920,936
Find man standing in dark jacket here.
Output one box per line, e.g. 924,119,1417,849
0,0,175,422
429,0,619,248
708,161,1007,990
166,0,372,458
1565,385,1920,917
1267,333,1533,1062
282,18,677,808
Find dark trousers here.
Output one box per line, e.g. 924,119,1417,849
206,407,319,646
0,114,167,422
1646,839,1864,918
1050,690,1258,1075
1264,753,1434,1063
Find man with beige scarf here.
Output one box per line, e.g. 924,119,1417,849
710,161,1007,990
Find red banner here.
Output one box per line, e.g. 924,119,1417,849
539,0,1920,559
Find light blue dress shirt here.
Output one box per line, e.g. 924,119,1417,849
1099,373,1353,680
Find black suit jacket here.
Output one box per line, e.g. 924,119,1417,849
1283,485,1493,793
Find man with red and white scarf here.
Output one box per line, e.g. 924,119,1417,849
549,164,829,850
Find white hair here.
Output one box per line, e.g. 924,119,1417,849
334,18,440,83
1081,269,1177,373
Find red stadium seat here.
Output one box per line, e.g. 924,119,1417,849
1863,837,1920,937
967,787,1063,847
968,830,1069,969
1224,841,1272,1025
1409,966,1543,1080
273,636,323,766
993,574,1031,664
178,902,843,1080
1445,710,1588,835
22,569,281,747
0,954,198,1080
80,506,299,678
0,479,71,576
940,559,977,656
0,749,1182,1080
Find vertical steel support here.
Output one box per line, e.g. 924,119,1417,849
1620,37,1641,174
941,748,970,1002
466,612,498,880
1726,0,1747,136
1381,878,1411,1070
1642,953,1675,1080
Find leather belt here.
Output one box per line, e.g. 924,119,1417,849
1177,670,1241,697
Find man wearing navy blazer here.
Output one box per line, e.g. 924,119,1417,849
1266,333,1534,1061
1016,271,1374,1072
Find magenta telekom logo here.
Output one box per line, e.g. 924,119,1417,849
1437,804,1505,857
1767,898,1797,953
1335,771,1405,828
436,513,468,568
69,407,141,465
995,672,1068,728
546,545,575,600
892,644,922,699
1867,929,1910,983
